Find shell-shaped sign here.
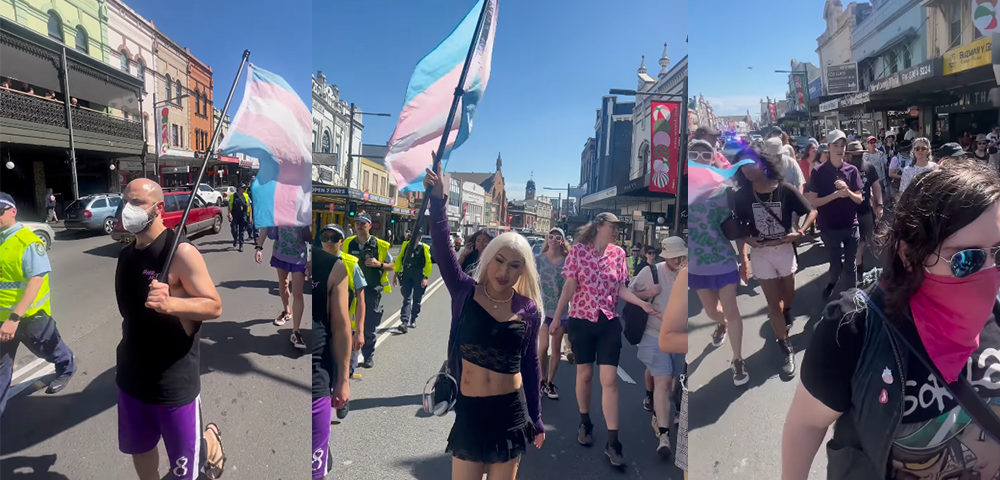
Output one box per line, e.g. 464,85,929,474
973,0,999,35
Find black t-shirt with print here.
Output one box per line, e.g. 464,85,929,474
802,295,1000,478
732,182,812,241
850,159,879,213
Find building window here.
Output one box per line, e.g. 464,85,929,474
950,1,963,47
120,50,129,73
175,81,183,107
172,124,179,146
137,60,145,83
195,90,201,117
179,126,184,148
47,11,63,42
334,143,341,167
902,47,911,69
322,130,332,153
363,171,369,191
165,75,172,101
381,177,387,196
75,26,88,53
888,50,898,74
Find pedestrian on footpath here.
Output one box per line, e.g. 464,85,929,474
311,226,353,479
628,236,687,458
392,234,432,331
846,141,884,280
552,211,658,467
658,265,688,479
228,184,252,252
805,130,864,300
783,161,1000,480
255,226,311,350
0,192,75,416
688,139,749,386
424,163,546,479
342,212,393,369
732,146,817,377
115,179,226,480
45,188,58,223
536,227,569,400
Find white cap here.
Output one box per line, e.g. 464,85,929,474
826,129,847,145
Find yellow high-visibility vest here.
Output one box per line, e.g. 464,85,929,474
394,241,432,279
0,227,51,322
342,236,392,293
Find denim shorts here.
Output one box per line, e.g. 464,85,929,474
637,334,685,377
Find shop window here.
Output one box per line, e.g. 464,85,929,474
75,26,88,53
47,11,63,42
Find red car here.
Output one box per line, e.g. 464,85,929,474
112,188,224,243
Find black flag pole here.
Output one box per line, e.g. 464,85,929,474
402,0,491,261
158,49,251,282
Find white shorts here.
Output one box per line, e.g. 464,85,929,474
750,243,797,280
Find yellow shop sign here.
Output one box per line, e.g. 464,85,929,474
944,36,993,75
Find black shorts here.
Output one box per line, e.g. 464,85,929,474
567,312,623,366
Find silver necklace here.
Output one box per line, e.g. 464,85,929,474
482,285,514,309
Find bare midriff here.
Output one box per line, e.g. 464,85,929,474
459,360,522,397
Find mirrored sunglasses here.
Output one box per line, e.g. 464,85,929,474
940,246,1000,278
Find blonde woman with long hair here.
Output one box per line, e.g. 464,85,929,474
424,163,545,480
551,213,658,467
535,227,570,400
898,137,936,194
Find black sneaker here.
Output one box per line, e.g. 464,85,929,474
360,356,374,369
779,339,796,376
643,394,653,412
710,323,727,347
577,422,594,446
46,373,73,394
822,283,836,300
238,246,243,253
604,441,625,467
290,331,306,350
545,383,559,400
732,358,749,386
397,323,408,334
336,400,349,420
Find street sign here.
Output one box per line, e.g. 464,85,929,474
826,63,859,95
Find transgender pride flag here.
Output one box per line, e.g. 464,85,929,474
688,158,754,203
219,65,311,228
385,0,498,192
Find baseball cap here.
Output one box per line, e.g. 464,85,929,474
866,136,877,143
764,137,783,156
659,236,687,259
548,227,565,238
595,212,627,227
826,129,847,145
0,192,15,210
354,212,372,224
319,223,345,241
937,142,966,158
768,126,784,138
884,129,897,139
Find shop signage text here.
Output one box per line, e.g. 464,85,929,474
619,175,646,195
314,186,349,196
819,98,840,113
944,36,993,75
826,63,860,95
868,60,937,93
839,91,870,108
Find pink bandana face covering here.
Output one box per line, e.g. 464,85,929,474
909,267,1000,383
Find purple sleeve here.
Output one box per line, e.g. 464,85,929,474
429,196,472,294
520,302,545,434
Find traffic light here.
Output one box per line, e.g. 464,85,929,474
390,218,396,224
348,202,358,217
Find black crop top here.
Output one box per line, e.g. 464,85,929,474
456,294,525,375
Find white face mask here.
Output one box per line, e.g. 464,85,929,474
122,203,156,234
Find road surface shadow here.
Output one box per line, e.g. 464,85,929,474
81,242,124,258
198,319,311,392
0,454,70,479
214,280,279,297
349,394,423,412
0,367,117,455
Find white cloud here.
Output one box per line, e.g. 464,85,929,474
702,95,784,118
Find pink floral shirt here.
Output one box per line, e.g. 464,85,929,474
562,242,629,322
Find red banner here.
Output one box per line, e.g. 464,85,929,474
650,101,680,194
768,102,777,122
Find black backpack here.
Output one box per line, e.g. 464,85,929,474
623,265,659,345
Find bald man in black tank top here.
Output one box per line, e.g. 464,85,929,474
115,179,227,480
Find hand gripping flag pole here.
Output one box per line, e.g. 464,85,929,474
159,50,251,282
403,0,492,261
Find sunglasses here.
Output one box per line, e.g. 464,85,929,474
320,234,340,243
547,234,563,240
938,246,1000,278
914,146,929,151
688,151,714,162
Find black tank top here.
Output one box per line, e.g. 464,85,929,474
115,228,201,406
312,249,337,399
456,294,525,375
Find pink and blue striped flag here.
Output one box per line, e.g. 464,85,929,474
688,158,754,204
219,65,312,228
385,0,498,192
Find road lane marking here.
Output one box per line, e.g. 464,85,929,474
9,363,55,398
617,366,637,385
11,357,47,383
373,278,445,350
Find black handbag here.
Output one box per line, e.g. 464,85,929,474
623,265,659,345
719,188,751,241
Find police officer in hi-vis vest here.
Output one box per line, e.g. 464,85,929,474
0,192,75,415
342,212,393,369
392,237,432,331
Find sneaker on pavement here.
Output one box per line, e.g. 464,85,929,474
360,356,374,369
291,331,306,350
710,323,727,347
779,339,796,376
336,400,349,420
397,323,408,334
732,358,749,386
274,312,288,326
577,422,594,446
408,321,416,329
657,433,671,458
643,395,652,412
46,373,73,394
604,441,625,467
546,383,559,400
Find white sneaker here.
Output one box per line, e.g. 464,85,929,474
657,432,671,457
290,331,306,350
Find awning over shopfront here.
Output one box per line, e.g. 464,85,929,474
580,173,681,227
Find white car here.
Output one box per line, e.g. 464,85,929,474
216,186,237,204
22,221,55,250
189,183,224,206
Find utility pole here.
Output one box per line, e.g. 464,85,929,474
345,103,356,189
60,47,79,200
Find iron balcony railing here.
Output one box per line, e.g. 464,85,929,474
0,89,143,140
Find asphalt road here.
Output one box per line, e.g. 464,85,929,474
0,219,311,480
328,265,682,480
687,238,850,479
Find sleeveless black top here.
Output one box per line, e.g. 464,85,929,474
115,228,201,406
312,249,337,399
456,294,525,375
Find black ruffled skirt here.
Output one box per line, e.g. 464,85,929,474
446,388,537,464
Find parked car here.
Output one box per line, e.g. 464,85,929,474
64,194,123,235
216,186,236,204
189,183,224,206
532,242,543,256
421,234,436,263
21,221,55,250
111,189,224,243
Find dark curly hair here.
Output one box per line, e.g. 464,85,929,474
877,161,1000,314
733,145,785,189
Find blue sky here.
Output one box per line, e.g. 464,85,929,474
127,0,311,123
689,0,827,118
313,0,686,200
